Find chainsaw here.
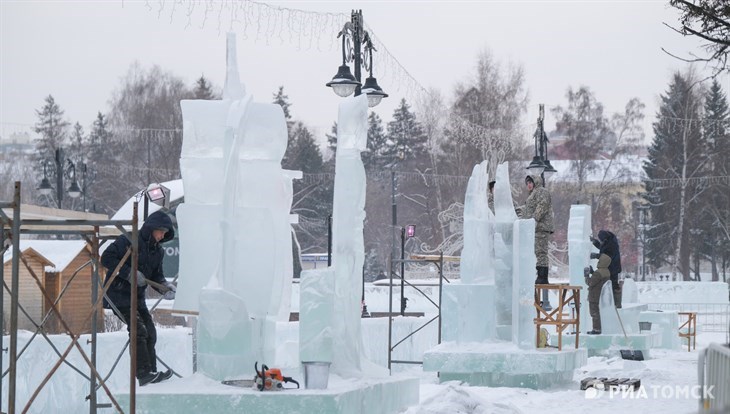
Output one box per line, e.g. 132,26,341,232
254,362,300,391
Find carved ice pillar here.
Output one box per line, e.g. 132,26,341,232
568,205,592,334
494,162,519,333
330,94,368,376
512,218,536,349
442,161,497,343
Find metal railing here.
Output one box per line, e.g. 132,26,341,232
698,342,730,413
644,303,730,333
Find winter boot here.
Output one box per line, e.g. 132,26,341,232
153,369,173,383
138,371,162,387
534,266,550,285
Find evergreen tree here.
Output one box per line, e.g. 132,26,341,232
272,86,292,120
363,112,388,170
642,71,706,280
703,79,730,281
385,98,427,164
325,122,338,159
88,112,113,213
193,75,217,100
33,95,69,160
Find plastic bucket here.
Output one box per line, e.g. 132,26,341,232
639,321,652,332
302,361,330,389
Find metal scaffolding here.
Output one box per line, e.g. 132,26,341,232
1,181,179,414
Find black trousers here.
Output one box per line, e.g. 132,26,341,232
117,306,157,378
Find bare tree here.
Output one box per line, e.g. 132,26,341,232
666,0,730,78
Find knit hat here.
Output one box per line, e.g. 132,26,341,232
525,176,534,185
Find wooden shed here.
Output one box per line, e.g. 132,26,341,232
2,240,103,335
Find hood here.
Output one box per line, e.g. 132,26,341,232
598,230,615,243
597,253,612,269
140,211,175,243
526,174,543,190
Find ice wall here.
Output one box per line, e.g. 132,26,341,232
494,162,517,327
567,205,591,333
175,34,300,380
512,219,536,349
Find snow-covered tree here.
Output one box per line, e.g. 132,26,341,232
643,70,707,281
193,75,217,100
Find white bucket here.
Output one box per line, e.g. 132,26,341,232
302,361,330,389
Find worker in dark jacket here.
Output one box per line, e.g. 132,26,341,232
590,230,622,308
102,210,176,386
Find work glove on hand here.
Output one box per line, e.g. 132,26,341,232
583,266,591,278
134,271,147,287
590,252,600,260
162,282,176,300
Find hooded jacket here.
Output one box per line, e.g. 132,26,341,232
592,230,622,280
586,253,611,302
102,211,175,309
523,174,555,233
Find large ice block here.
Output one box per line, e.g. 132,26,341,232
512,219,536,349
179,157,225,204
567,205,591,332
197,287,258,380
180,99,231,158
174,203,222,312
460,161,495,285
598,281,621,334
494,162,516,328
441,284,496,343
123,373,420,414
623,278,639,303
299,268,335,363
423,342,587,389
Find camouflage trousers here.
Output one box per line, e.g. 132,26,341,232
535,231,551,268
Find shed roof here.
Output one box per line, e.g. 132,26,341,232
3,240,88,272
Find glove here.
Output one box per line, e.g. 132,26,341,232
134,271,147,287
163,282,176,300
590,252,600,260
583,266,591,278
589,235,596,244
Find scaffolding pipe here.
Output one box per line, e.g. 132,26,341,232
8,182,21,414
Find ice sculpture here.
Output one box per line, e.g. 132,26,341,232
442,161,496,343
460,161,494,284
493,162,518,329
567,205,592,332
175,33,301,380
330,94,368,376
512,218,536,349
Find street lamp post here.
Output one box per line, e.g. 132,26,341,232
38,148,85,210
327,10,389,318
326,10,388,107
637,205,649,281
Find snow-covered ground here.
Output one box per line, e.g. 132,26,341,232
3,326,727,413
2,282,728,413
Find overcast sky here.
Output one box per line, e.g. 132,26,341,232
1,0,727,147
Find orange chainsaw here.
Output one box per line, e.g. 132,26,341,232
254,362,300,391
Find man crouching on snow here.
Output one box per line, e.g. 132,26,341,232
102,210,177,386
584,253,611,335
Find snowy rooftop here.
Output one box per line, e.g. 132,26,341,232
3,239,87,272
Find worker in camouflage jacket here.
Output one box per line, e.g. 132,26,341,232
522,174,555,284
